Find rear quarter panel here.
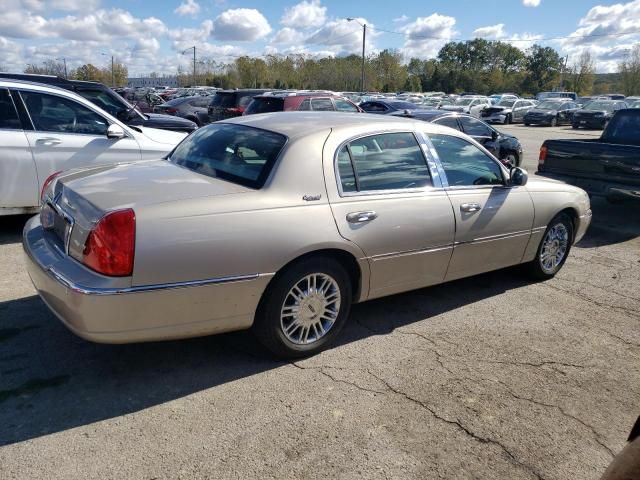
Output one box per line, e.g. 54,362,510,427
131,129,369,290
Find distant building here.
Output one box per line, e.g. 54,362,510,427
127,76,178,88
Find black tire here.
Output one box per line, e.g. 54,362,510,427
524,122,530,126
550,116,558,127
253,257,352,358
505,114,512,125
526,213,573,280
572,123,579,129
186,116,201,127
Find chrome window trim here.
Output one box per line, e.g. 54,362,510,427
333,130,436,198
45,267,264,296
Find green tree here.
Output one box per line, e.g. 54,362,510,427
72,64,103,82
619,44,640,96
567,51,595,95
522,45,563,93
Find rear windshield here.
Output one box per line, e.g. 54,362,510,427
245,97,284,114
211,92,237,108
584,101,614,112
536,100,563,110
168,123,287,189
389,101,419,110
601,112,640,146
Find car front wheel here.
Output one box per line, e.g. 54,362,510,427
253,257,352,358
526,213,573,280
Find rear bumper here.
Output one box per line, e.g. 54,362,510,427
575,209,592,244
524,116,553,125
536,171,640,200
23,216,272,344
572,117,606,129
483,113,507,123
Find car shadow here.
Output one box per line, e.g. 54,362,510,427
575,197,640,248
0,215,31,246
0,267,536,447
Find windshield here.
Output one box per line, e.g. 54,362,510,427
455,98,474,106
584,101,614,112
169,123,287,189
389,101,419,110
245,97,284,114
536,100,563,110
497,100,516,107
211,93,237,108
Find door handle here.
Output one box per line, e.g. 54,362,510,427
460,203,482,213
36,137,62,146
346,211,378,223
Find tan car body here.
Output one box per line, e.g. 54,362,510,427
23,113,592,343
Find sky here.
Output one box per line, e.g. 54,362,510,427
1,0,639,76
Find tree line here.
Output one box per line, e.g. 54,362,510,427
19,40,640,96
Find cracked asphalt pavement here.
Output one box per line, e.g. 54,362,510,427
1,126,639,479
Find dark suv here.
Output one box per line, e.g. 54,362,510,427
244,92,362,115
0,73,197,133
207,89,271,122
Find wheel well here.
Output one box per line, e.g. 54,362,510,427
557,207,579,241
274,249,362,301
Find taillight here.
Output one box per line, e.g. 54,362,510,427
82,209,136,277
41,171,62,202
166,107,178,114
539,145,548,166
226,107,244,114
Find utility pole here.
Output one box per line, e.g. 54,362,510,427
56,57,67,78
182,46,196,86
101,52,116,86
347,18,366,93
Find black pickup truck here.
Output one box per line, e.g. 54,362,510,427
537,109,640,202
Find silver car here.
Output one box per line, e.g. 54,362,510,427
24,113,592,358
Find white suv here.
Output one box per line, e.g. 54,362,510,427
0,79,187,215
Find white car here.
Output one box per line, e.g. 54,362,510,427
0,79,187,215
440,96,492,118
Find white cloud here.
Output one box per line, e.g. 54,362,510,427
271,27,305,45
473,23,506,39
558,0,640,72
393,15,409,23
211,8,272,41
523,0,541,7
0,10,48,38
281,0,326,29
174,0,200,17
401,14,457,59
305,17,377,55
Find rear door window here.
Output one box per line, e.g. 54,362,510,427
336,132,431,193
459,117,493,137
433,116,460,130
311,98,334,111
334,99,359,112
211,93,236,108
0,89,21,130
298,99,311,111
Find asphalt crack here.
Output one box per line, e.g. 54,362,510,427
541,283,640,319
365,369,547,480
290,362,387,395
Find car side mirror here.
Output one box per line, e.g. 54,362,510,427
510,167,528,186
491,130,499,141
107,124,126,139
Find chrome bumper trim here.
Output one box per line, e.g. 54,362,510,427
45,266,261,296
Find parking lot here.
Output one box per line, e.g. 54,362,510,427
0,125,638,480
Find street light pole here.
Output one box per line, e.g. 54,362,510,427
101,53,115,86
182,46,196,87
347,18,366,93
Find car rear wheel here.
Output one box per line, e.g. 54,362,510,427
253,257,352,358
526,213,573,280
503,153,518,168
572,123,579,129
505,114,512,125
550,117,558,127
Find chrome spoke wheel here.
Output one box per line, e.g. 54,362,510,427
280,273,341,345
539,223,569,273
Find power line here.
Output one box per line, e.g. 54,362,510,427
368,25,640,43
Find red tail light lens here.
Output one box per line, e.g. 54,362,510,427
166,107,178,114
226,107,244,114
41,171,62,202
539,145,548,165
82,209,136,277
